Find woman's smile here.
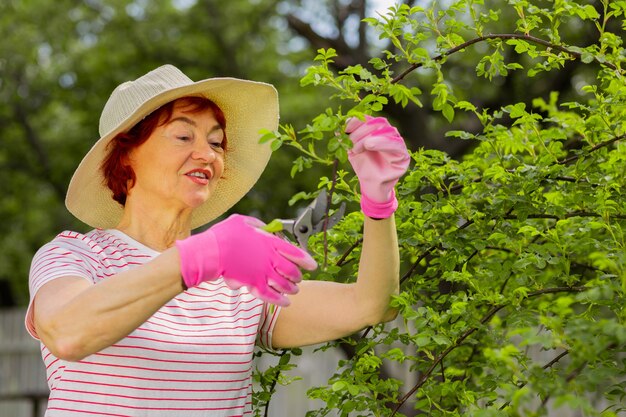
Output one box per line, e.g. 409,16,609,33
185,168,213,185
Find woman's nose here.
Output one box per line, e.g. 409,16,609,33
192,141,217,162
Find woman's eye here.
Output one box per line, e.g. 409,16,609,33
208,135,225,150
177,135,191,142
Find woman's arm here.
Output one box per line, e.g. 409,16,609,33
33,247,184,362
34,215,316,362
271,215,399,348
271,115,409,349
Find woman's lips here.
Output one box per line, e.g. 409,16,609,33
185,169,212,185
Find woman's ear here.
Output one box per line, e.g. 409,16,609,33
120,151,136,196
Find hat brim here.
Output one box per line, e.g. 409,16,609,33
65,77,278,230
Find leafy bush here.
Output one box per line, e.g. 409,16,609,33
255,1,626,416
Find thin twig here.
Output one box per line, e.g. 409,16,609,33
540,359,588,408
541,343,617,407
544,350,570,370
323,159,340,269
502,212,626,220
499,350,570,410
263,350,289,417
400,245,438,285
558,134,626,165
336,237,363,267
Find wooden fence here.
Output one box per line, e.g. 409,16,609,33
0,308,48,417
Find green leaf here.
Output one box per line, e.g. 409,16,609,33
577,4,600,20
335,146,349,163
288,191,311,206
432,334,451,346
332,381,348,392
270,139,283,151
445,130,475,140
442,102,455,122
258,129,276,144
506,102,527,118
347,384,360,396
456,100,477,112
262,219,284,233
581,51,595,63
506,38,529,53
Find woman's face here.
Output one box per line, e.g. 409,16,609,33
125,100,226,214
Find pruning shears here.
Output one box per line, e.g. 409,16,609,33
278,189,346,249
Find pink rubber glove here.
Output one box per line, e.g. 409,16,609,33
175,214,317,306
345,116,410,219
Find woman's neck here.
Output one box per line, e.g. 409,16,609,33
115,198,193,251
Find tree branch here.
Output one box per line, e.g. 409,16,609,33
392,33,619,84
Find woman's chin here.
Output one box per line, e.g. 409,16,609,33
186,193,211,209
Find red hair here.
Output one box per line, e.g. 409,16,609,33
101,96,227,206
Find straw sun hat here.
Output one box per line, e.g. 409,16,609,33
65,64,278,230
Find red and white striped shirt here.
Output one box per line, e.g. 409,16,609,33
26,229,281,417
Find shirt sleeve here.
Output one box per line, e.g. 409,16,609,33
256,302,282,352
25,233,98,340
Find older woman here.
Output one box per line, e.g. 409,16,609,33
26,64,409,416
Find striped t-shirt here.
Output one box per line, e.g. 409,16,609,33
26,229,281,417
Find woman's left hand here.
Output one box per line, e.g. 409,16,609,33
345,116,411,219
176,214,317,306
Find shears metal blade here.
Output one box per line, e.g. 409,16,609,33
278,189,346,249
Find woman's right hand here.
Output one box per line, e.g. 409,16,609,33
345,116,410,219
175,214,317,306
